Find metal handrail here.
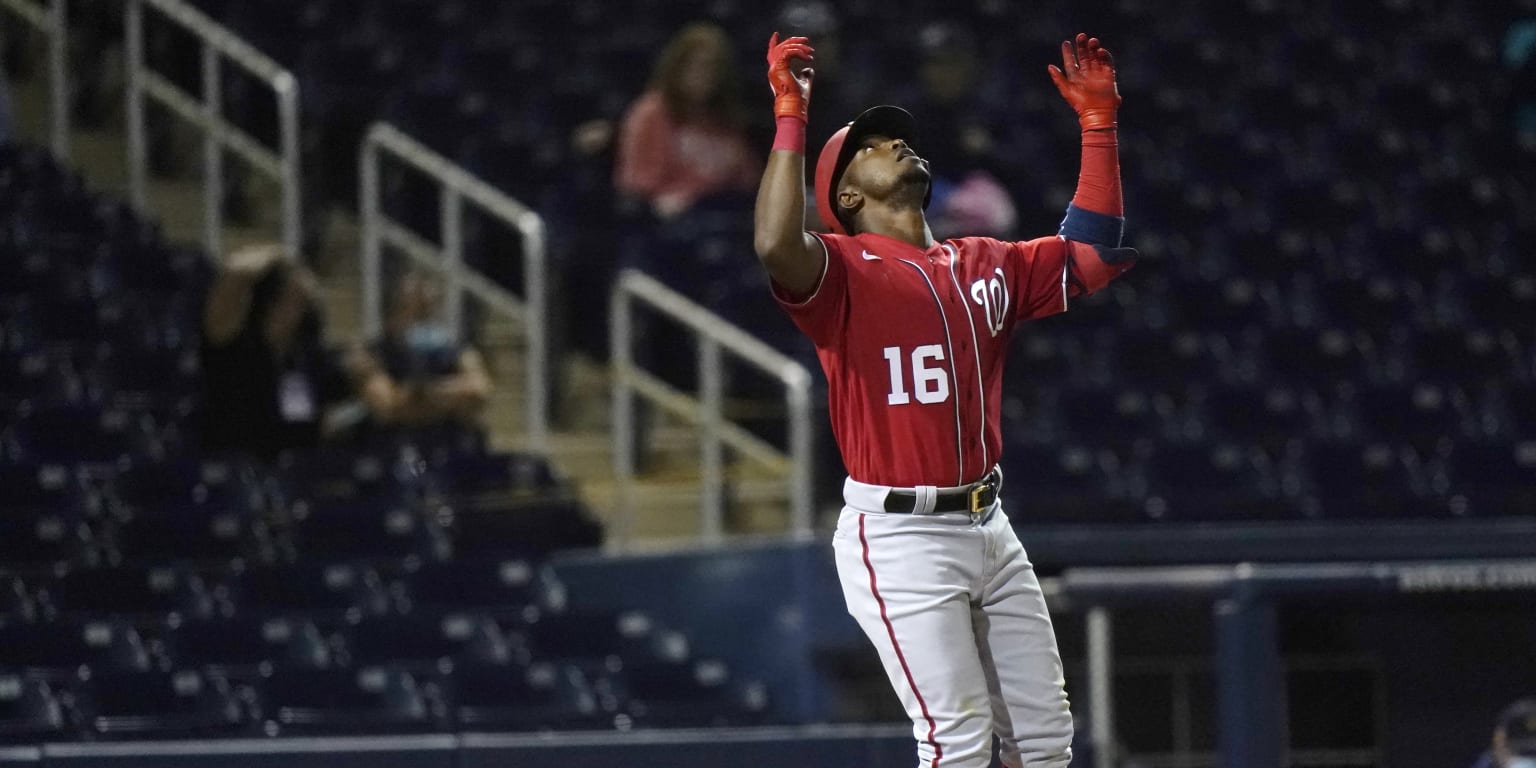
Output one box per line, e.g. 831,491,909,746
358,122,549,453
610,268,815,547
123,0,301,260
0,0,68,159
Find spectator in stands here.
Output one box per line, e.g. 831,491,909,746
345,270,492,433
614,21,759,220
199,244,352,462
1471,698,1536,768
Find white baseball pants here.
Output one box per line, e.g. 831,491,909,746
833,476,1074,768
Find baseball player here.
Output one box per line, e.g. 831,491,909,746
753,32,1136,768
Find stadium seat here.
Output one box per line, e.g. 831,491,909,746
610,657,770,729
1057,387,1169,449
395,558,556,617
1443,441,1536,517
341,612,518,670
428,451,561,497
447,660,609,732
0,466,98,568
0,575,37,625
73,669,247,740
273,447,414,506
1001,444,1142,524
256,665,442,735
1114,330,1218,388
1299,441,1446,519
1200,384,1321,454
5,405,155,467
104,458,270,566
1352,383,1468,455
284,494,445,562
436,495,603,559
161,616,338,676
1263,328,1381,388
224,564,392,619
1141,442,1293,521
521,610,658,673
39,566,216,621
0,620,153,677
1411,328,1519,383
0,673,71,743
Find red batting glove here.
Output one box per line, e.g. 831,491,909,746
766,32,815,122
1048,33,1121,131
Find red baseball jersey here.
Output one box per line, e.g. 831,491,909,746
774,231,1085,488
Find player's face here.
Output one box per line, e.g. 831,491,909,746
843,134,930,205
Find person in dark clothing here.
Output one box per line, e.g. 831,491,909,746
198,244,350,462
345,270,491,432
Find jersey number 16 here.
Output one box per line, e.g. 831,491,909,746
883,345,950,405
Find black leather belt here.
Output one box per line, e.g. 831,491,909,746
884,470,1000,515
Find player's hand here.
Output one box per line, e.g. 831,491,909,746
1048,33,1120,131
766,32,814,122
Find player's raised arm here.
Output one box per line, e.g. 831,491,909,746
753,33,825,299
1048,32,1137,293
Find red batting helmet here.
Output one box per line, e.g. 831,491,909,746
813,105,931,236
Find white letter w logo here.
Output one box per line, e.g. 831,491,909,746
970,268,1009,338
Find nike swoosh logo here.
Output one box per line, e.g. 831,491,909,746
861,251,882,261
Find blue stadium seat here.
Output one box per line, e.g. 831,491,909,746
1352,383,1468,455
429,451,560,497
1141,442,1293,522
446,660,608,732
74,669,247,740
5,404,154,467
521,610,657,673
1263,328,1381,388
0,462,96,517
1299,441,1446,519
1057,387,1169,450
1411,328,1518,383
0,347,81,410
225,564,392,619
0,500,97,570
40,566,216,621
105,461,270,567
273,447,414,506
0,673,71,743
256,665,442,735
0,620,152,677
1001,444,1142,523
1317,277,1424,333
161,616,337,676
438,496,602,559
0,575,38,625
610,657,770,729
340,612,517,669
1443,441,1536,517
1201,385,1321,454
395,558,555,617
284,494,445,562
1115,330,1218,388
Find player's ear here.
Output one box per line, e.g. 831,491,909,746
837,187,863,219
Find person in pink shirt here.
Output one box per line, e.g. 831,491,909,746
615,22,760,219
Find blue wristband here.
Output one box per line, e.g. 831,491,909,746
1058,203,1124,247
